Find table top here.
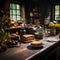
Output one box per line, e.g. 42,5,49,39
0,35,60,60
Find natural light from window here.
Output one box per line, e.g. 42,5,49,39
55,5,60,20
10,3,20,21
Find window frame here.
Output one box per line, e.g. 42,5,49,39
10,3,21,21
55,5,60,20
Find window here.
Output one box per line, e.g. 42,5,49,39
55,5,60,20
10,3,20,21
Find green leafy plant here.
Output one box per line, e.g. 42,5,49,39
0,9,11,44
0,9,5,41
2,32,11,43
0,10,12,52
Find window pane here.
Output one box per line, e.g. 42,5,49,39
12,4,16,9
13,15,17,20
10,3,20,21
55,11,59,15
10,10,13,14
17,16,20,20
13,10,17,14
55,5,59,11
17,10,20,15
10,4,13,9
55,5,60,20
17,4,20,9
55,16,60,20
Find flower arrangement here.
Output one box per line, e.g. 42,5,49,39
49,23,60,28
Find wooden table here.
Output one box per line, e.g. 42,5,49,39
0,35,60,60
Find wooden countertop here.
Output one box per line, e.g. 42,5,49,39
0,35,60,60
